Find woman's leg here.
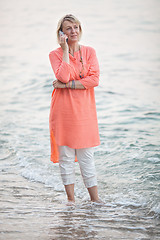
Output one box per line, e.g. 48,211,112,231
58,146,76,202
76,147,100,202
87,186,99,202
64,184,75,202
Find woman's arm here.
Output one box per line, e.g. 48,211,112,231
50,47,99,88
49,34,71,83
53,80,85,89
49,53,72,83
60,34,69,63
79,48,99,89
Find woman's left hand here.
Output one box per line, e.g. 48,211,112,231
53,80,65,89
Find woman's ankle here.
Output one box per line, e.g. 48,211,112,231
91,198,105,204
64,184,75,202
68,198,75,202
87,185,99,202
91,197,99,202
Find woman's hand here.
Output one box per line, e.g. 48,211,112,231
59,34,68,52
53,80,65,89
59,33,69,63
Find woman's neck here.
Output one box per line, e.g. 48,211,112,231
68,42,80,56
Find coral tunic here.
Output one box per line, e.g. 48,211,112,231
49,45,100,163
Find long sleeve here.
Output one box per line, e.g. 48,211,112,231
79,48,100,89
49,50,72,83
49,46,100,88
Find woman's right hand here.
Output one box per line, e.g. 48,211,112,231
53,80,65,89
59,34,68,52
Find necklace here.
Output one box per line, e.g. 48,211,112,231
69,45,84,79
79,46,84,79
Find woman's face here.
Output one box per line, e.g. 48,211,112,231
62,20,80,43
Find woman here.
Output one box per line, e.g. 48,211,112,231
49,14,101,205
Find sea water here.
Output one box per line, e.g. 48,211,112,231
0,0,160,239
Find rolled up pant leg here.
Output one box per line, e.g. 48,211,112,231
76,147,97,188
58,146,75,186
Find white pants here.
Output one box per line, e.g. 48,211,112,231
58,146,97,188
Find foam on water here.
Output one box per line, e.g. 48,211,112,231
8,136,160,222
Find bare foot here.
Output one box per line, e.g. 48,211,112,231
91,198,105,205
66,200,75,206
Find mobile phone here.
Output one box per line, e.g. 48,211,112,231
59,30,68,43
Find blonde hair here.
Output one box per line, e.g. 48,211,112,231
56,14,82,42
